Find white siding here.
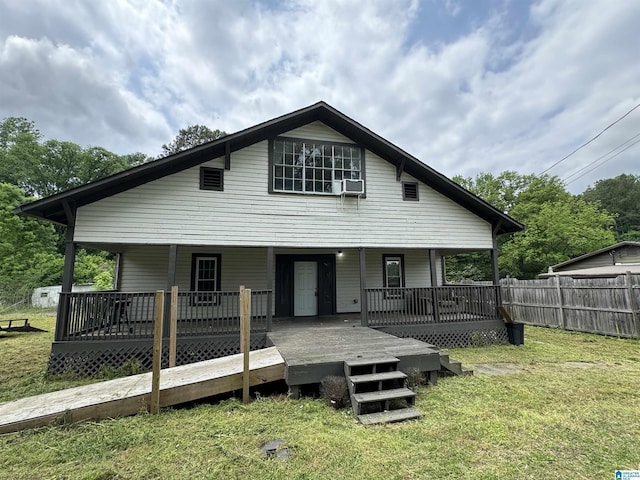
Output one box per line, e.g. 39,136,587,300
119,246,443,314
75,122,492,249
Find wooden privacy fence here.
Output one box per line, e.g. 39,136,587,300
501,273,640,339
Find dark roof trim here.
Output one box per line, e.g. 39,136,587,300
551,241,640,270
15,101,523,234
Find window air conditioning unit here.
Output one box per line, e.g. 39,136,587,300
336,179,364,195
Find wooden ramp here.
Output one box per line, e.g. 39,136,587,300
0,347,284,434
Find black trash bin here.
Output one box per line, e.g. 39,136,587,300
506,322,524,345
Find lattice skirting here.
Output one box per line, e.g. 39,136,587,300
48,334,268,376
376,320,509,348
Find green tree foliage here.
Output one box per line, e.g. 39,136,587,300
0,183,64,304
582,174,640,241
449,172,615,280
1,116,150,198
0,117,138,297
161,125,227,157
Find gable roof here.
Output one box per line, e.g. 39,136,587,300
15,101,523,234
550,241,640,270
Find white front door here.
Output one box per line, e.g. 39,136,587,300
294,261,318,316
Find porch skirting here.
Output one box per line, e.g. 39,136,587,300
47,334,268,376
376,319,508,348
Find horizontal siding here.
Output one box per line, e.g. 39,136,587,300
75,122,492,249
119,247,442,315
556,246,640,271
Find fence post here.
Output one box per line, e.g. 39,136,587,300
625,272,640,339
150,290,164,415
169,286,178,368
555,275,565,330
503,276,511,307
240,286,251,404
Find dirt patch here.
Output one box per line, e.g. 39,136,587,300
472,363,528,375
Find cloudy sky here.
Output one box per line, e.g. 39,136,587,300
1,0,639,193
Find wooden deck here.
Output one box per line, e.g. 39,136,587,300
267,324,441,390
0,347,284,434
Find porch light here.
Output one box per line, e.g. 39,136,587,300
337,251,343,257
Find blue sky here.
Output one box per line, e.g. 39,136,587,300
0,0,639,194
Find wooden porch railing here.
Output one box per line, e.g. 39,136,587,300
366,285,500,327
57,290,272,341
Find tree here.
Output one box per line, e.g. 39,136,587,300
582,174,640,241
449,172,616,280
0,183,63,304
161,125,227,157
501,196,615,278
1,116,150,198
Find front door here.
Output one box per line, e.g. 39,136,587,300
275,254,335,317
294,261,318,316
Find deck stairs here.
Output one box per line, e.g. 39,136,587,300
438,352,473,376
344,357,421,425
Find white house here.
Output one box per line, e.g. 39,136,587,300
17,102,523,375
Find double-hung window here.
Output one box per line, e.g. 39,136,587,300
271,138,363,194
191,254,221,304
383,255,405,297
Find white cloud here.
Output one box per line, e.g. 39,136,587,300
0,0,638,191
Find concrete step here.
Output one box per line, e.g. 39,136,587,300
358,407,422,425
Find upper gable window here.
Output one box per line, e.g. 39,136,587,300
271,138,363,194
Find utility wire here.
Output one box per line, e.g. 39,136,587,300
564,136,640,186
562,131,640,182
539,102,640,175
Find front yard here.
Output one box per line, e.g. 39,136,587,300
0,312,639,479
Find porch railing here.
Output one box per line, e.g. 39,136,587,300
57,289,272,341
176,290,271,335
366,285,500,327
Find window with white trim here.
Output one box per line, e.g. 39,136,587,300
191,254,221,304
272,138,363,194
383,255,405,295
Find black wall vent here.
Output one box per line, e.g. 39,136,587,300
402,182,419,201
200,167,224,191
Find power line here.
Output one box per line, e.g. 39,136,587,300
564,136,640,186
539,102,640,175
562,131,640,182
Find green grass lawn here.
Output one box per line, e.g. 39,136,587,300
1,312,639,479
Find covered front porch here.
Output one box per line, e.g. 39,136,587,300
49,244,507,375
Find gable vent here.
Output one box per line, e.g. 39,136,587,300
200,167,224,191
402,182,419,201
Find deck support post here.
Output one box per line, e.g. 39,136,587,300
359,247,368,327
491,223,502,315
164,244,178,342
57,201,77,342
266,246,274,331
429,249,440,324
151,290,164,414
240,286,251,404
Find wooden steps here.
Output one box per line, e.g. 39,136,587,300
358,408,423,426
344,357,421,425
439,352,473,376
